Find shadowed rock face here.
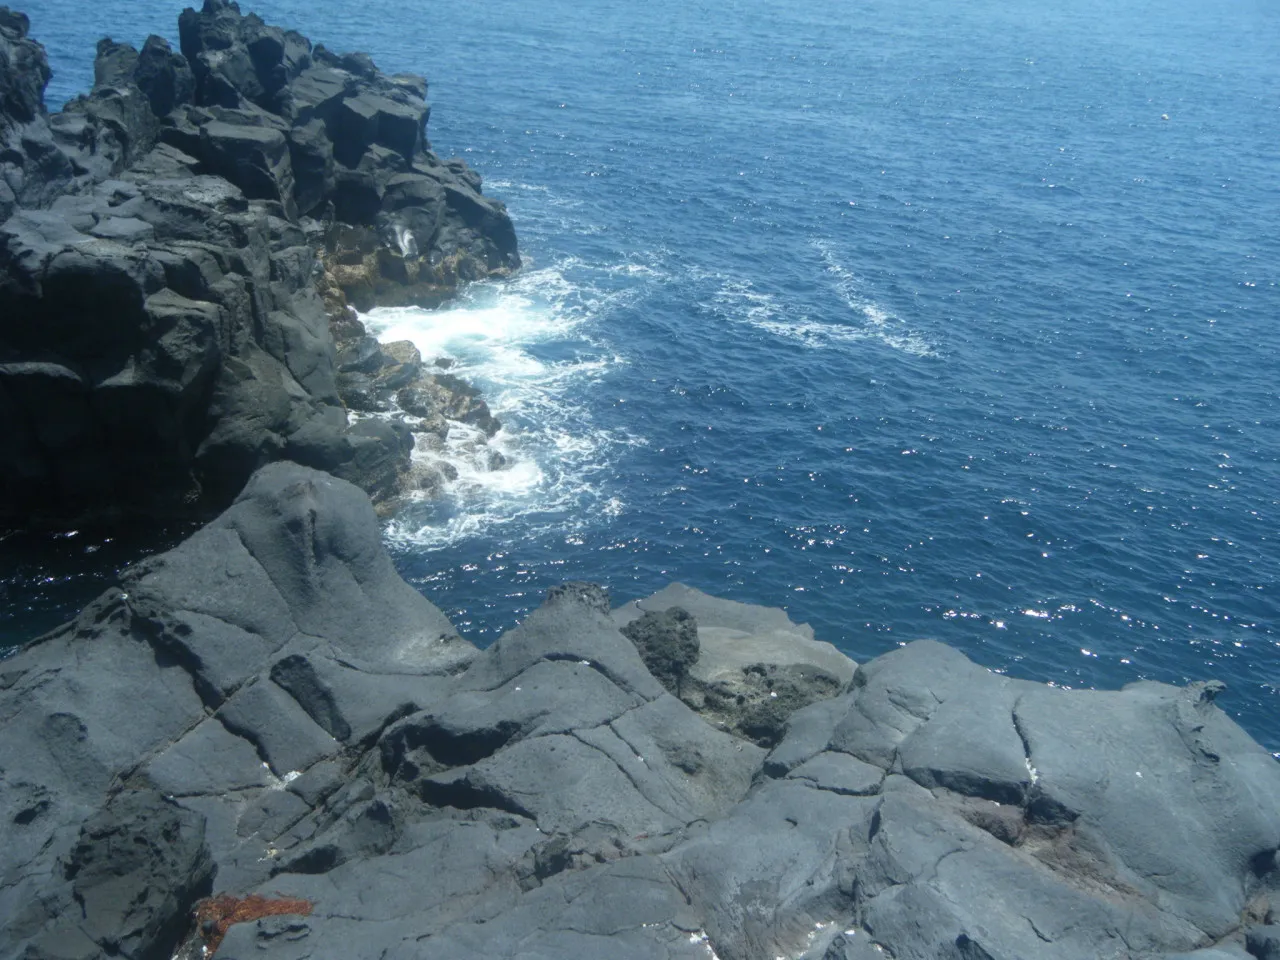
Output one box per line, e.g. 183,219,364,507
0,1,518,524
1,462,1278,960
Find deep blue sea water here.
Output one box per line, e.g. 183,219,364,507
16,0,1280,748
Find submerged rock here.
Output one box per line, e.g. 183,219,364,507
1,463,1277,960
0,0,517,524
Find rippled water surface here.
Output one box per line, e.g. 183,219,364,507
21,0,1280,746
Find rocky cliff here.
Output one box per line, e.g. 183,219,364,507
0,1,517,525
1,462,1278,960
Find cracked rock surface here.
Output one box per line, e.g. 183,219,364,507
1,463,1278,960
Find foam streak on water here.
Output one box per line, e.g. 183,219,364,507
813,240,938,358
702,255,937,358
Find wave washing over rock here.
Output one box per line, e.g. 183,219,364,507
3,5,1280,960
369,262,633,550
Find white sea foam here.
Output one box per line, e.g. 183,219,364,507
366,263,637,549
704,245,936,357
814,240,938,356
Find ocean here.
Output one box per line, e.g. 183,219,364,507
11,0,1280,749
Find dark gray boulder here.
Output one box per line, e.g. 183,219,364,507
92,37,140,88
56,791,215,960
332,91,424,166
0,464,473,960
1248,926,1280,959
620,604,700,694
198,115,298,216
0,8,79,220
288,116,335,215
135,35,196,118
0,166,404,520
170,0,518,285
178,0,310,115
0,8,43,125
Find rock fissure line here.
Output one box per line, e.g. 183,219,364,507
1026,916,1053,943
568,729,683,822
133,610,231,710
213,708,277,773
543,652,658,703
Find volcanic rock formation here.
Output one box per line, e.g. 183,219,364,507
0,1,517,524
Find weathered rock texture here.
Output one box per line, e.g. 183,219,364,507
0,1,517,524
1,462,1278,960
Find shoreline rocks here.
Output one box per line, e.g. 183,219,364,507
0,1,516,526
1,462,1277,960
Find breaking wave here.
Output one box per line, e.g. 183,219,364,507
365,262,637,549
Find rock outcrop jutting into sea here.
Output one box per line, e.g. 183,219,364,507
1,463,1279,960
0,1,518,524
4,5,1280,960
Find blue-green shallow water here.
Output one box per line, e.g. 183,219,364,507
19,0,1280,748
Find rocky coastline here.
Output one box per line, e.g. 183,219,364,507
2,462,1279,960
0,0,513,527
2,5,1280,960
